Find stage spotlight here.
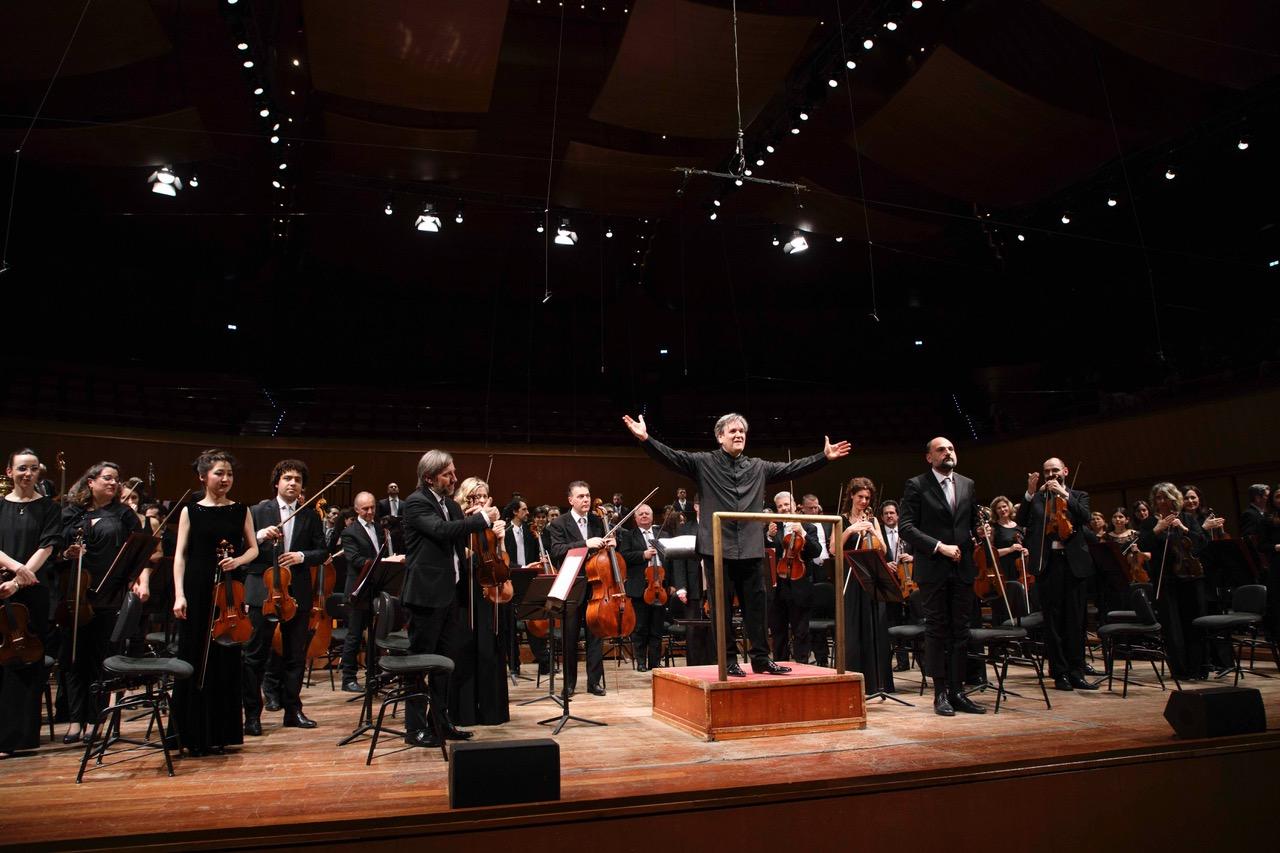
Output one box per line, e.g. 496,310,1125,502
799,111,809,121
1106,196,1117,207
237,42,248,51
885,22,898,31
828,78,838,88
790,126,800,135
713,199,721,207
863,39,874,49
455,205,464,224
1237,137,1250,150
415,204,442,232
659,349,668,356
766,144,775,153
227,324,238,331
709,211,718,221
555,218,577,245
272,180,282,188
147,166,182,197
188,174,199,188
914,339,924,347
605,225,613,238
755,157,764,166
253,86,264,95
743,169,752,176
243,60,254,68
734,178,743,186
259,108,269,118
384,202,393,215
912,1,923,8
292,59,301,67
835,236,844,243
1164,167,1176,180
783,230,808,254
772,228,780,247
1017,233,1025,241
1060,212,1071,224
846,59,856,69
270,135,280,144
278,162,287,170
1270,259,1278,268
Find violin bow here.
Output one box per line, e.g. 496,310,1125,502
278,465,355,528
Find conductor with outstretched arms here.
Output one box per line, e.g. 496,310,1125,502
623,412,850,676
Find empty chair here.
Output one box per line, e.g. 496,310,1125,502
1096,587,1179,698
1191,584,1274,687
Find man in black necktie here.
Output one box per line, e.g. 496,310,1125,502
673,487,693,521
547,481,614,695
620,503,667,671
244,459,327,734
898,437,987,716
623,412,851,676
767,491,821,664
339,491,399,692
878,500,914,671
377,482,402,520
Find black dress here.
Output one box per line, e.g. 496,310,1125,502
842,526,894,695
448,553,510,726
0,496,61,753
171,502,248,751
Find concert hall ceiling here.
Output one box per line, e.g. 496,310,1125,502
1,1,1277,443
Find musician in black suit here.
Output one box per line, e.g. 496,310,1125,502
400,450,497,746
243,460,327,734
1242,484,1270,543
673,488,693,521
624,412,850,676
898,437,986,716
620,503,668,671
503,499,537,569
547,481,613,695
767,491,821,664
878,500,914,671
338,491,387,692
376,482,403,520
1017,458,1097,691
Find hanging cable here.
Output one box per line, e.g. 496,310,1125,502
541,6,567,304
729,0,746,176
1,0,93,275
834,0,879,322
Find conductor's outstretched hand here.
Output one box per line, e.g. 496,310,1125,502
623,414,649,442
824,436,852,461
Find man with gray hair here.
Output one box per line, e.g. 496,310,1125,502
623,412,850,676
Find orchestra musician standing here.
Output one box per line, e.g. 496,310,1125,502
898,437,987,716
1257,486,1280,642
546,481,612,696
623,412,850,676
767,491,820,665
1136,482,1209,680
338,491,386,693
878,500,913,672
242,460,327,734
620,503,667,672
840,477,894,695
450,477,510,726
0,449,61,758
1017,459,1097,691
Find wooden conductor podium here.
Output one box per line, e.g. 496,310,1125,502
652,512,866,741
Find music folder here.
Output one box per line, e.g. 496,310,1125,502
546,548,587,616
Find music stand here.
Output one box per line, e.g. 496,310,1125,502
337,559,406,747
1088,541,1131,596
94,532,159,596
515,574,566,709
845,548,912,706
508,567,542,685
538,576,605,734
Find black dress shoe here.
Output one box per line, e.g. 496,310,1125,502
636,665,649,673
1068,673,1099,691
934,693,955,717
725,662,747,678
1082,663,1102,677
406,730,441,748
341,680,363,693
1053,675,1074,691
209,745,225,755
62,729,83,745
438,720,475,740
283,711,318,729
244,718,262,736
753,660,792,675
949,692,987,714
587,684,607,696
264,699,282,713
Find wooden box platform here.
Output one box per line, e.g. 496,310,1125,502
652,663,866,741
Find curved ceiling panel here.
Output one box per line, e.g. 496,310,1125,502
303,0,509,113
321,112,477,183
589,0,816,140
0,0,170,82
1045,0,1280,90
11,108,214,166
857,48,1117,207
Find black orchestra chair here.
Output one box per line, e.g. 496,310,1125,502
886,591,927,695
1103,582,1155,624
365,592,452,764
77,592,193,782
1191,584,1271,687
1096,587,1178,698
808,581,836,666
305,593,348,691
973,580,1051,712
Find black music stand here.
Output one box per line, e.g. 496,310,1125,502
537,578,605,734
515,574,564,709
508,567,542,686
1088,541,1132,597
845,549,912,706
337,559,406,747
94,532,158,596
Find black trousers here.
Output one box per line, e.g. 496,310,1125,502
1038,551,1088,677
340,606,369,682
61,609,114,725
562,600,604,691
242,605,308,718
404,600,458,741
629,596,665,668
771,581,811,664
1158,576,1208,680
704,556,769,666
918,571,972,694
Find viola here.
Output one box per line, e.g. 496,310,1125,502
776,522,807,580
262,539,298,624
0,569,43,666
643,545,668,607
304,553,338,659
210,539,251,646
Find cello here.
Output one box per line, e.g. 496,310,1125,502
972,506,1017,623
583,487,658,640
303,551,339,659
0,569,43,666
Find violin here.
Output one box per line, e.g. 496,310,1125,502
776,521,807,580
205,538,250,689
1119,537,1150,584
304,552,338,659
262,538,298,624
1204,508,1229,541
1153,513,1204,601
1045,479,1074,540
0,569,43,666
643,539,668,606
62,527,93,665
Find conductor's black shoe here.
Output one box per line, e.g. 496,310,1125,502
949,692,986,714
283,711,317,729
264,698,282,713
1053,675,1074,691
243,717,262,736
1067,673,1098,691
934,693,955,717
587,684,607,696
341,680,363,693
406,730,441,748
753,660,792,675
725,662,747,678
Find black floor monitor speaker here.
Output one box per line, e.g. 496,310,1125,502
449,738,560,808
1163,686,1266,739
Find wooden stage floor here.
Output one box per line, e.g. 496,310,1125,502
5,659,1280,851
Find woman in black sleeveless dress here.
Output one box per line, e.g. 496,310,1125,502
171,450,258,756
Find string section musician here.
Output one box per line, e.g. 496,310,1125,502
623,412,850,677
546,481,612,696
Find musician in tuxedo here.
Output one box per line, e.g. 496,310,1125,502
243,460,327,734
503,499,537,568
801,494,833,582
323,504,342,553
1242,484,1270,540
623,412,850,676
338,492,387,693
547,481,613,695
1018,458,1097,691
878,500,914,671
898,437,986,716
400,450,498,747
620,503,668,671
377,482,403,520
673,488,693,521
767,491,821,664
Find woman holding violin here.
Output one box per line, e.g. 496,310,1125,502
1136,482,1209,680
989,497,1029,587
57,461,142,743
1,448,62,758
451,477,510,726
839,477,895,696
171,449,258,756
